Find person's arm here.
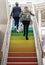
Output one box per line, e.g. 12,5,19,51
30,12,35,16
20,12,23,22
20,12,23,17
19,7,21,14
20,8,21,12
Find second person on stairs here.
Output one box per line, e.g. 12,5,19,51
20,6,35,40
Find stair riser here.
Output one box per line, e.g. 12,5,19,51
8,53,36,57
8,58,37,62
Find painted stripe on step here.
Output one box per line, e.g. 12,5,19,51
8,52,36,53
7,64,38,65
7,62,38,64
8,57,37,58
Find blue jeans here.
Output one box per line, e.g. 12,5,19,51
14,17,19,29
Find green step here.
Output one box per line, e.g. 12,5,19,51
11,32,34,36
11,28,34,36
11,29,33,33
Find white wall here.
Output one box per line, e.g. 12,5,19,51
0,24,6,32
0,0,8,24
8,0,45,4
0,24,7,50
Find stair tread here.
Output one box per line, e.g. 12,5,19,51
10,36,34,40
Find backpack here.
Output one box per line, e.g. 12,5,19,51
20,12,30,22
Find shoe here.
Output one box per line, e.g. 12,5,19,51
14,26,16,29
26,37,28,40
17,30,19,32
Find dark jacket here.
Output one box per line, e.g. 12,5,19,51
11,6,21,18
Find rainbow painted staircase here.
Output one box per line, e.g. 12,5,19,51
7,26,38,65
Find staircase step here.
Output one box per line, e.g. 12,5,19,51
10,36,34,40
7,57,37,62
7,64,38,65
11,30,33,34
7,62,38,65
9,48,35,52
8,52,36,57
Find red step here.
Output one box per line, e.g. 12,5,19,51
7,63,38,65
8,52,36,57
7,57,37,62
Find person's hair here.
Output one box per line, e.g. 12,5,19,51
15,2,19,6
24,6,28,9
23,6,30,13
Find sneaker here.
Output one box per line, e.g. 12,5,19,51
26,37,28,40
14,26,16,29
17,30,19,32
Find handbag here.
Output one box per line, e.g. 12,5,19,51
20,12,30,22
30,19,32,25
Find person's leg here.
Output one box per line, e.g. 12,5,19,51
25,22,29,40
14,18,16,27
23,21,25,36
23,24,25,36
14,18,19,32
16,18,19,30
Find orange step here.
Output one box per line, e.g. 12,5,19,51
8,52,36,57
7,57,37,62
7,63,38,65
